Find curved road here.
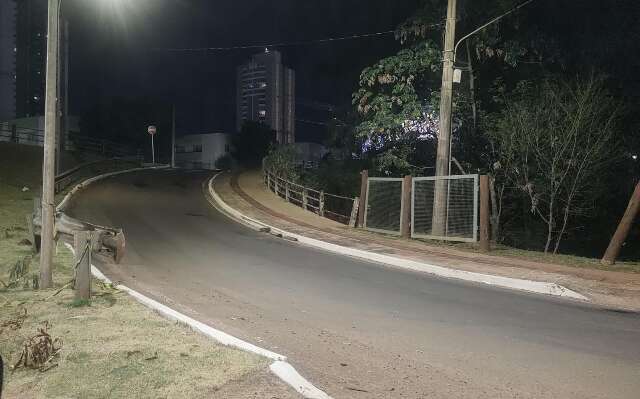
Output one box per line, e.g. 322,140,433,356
68,169,640,399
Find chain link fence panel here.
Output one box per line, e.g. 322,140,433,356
412,175,478,242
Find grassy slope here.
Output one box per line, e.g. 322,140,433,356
0,143,266,398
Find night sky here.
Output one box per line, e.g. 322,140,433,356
62,0,422,139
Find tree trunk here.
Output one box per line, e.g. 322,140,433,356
544,200,554,253
553,205,570,254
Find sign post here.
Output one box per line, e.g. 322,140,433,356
147,125,157,164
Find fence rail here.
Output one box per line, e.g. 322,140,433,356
263,169,358,225
0,124,138,158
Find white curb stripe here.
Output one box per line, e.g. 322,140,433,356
208,174,589,302
64,240,333,398
270,361,332,399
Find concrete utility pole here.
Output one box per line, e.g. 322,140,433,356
40,0,61,289
432,0,458,236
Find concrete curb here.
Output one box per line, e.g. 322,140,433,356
207,173,589,302
60,168,332,399
64,243,332,399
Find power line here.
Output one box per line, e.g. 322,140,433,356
154,23,444,53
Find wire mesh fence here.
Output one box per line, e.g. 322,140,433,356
364,178,404,235
264,170,357,225
412,175,478,242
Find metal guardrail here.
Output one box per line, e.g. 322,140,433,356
54,157,142,194
263,169,359,226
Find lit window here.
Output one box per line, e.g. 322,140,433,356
258,110,266,117
260,82,267,88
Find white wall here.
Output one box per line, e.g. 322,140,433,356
175,133,232,170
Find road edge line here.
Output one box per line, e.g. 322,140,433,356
208,173,589,302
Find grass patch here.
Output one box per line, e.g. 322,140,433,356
1,143,268,398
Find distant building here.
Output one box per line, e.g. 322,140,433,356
15,0,48,118
0,0,60,122
175,133,232,170
236,49,295,145
0,0,17,121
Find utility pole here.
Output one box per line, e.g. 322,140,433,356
171,105,176,168
40,0,61,289
432,0,457,236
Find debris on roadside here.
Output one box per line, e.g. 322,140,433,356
12,322,63,372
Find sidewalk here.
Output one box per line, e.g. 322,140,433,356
214,170,640,311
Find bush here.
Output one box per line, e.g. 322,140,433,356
263,146,298,181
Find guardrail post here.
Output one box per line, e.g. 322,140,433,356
274,178,279,197
319,191,325,217
401,175,412,238
302,188,308,210
479,175,490,252
357,170,368,227
349,197,360,228
73,230,92,301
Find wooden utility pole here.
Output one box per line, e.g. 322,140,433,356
602,182,640,265
432,0,458,236
479,175,490,252
40,0,61,289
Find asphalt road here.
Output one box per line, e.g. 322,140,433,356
68,169,640,399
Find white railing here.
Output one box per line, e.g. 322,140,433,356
263,169,359,226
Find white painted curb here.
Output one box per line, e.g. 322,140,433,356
63,243,332,399
207,174,589,302
270,361,332,399
60,169,333,399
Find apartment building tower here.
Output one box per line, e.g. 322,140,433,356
236,49,295,144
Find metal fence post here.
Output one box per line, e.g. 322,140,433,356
357,170,368,227
274,177,279,197
73,230,92,301
319,191,325,217
401,175,412,238
479,175,490,252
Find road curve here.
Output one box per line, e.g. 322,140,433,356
68,169,640,399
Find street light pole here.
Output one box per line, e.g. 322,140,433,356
432,0,457,236
40,0,61,288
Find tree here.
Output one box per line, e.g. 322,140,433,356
232,121,275,166
488,76,619,253
352,40,442,175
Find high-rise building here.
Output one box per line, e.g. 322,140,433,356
236,49,295,144
0,0,17,121
15,0,48,118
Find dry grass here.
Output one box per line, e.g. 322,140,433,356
0,143,267,398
